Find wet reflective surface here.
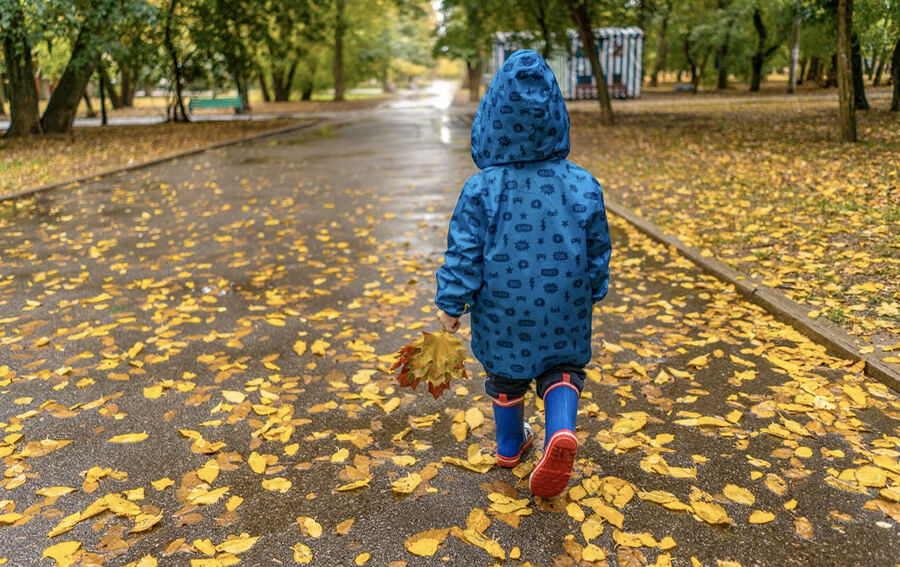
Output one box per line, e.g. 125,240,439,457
0,82,896,566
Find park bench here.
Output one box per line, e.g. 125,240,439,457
187,96,243,113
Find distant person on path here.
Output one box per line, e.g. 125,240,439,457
435,50,612,498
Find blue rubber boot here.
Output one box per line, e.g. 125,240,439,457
529,375,579,497
491,394,534,468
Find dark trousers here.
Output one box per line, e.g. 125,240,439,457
484,364,586,400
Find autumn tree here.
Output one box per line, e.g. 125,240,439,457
192,0,260,112
435,0,502,103
565,0,614,124
250,0,321,102
105,0,162,108
836,0,856,141
747,0,791,91
334,0,346,101
356,4,431,93
889,39,900,110
0,0,42,137
715,0,737,89
41,0,121,134
650,0,673,86
514,0,570,59
163,0,189,122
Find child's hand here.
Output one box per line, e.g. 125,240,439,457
437,310,460,334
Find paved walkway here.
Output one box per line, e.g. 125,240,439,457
0,85,897,566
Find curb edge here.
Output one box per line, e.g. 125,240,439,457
0,119,323,203
606,198,900,393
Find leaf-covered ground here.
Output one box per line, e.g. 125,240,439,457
0,100,897,567
0,119,306,196
569,92,900,367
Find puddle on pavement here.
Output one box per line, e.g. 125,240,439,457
301,150,375,161
0,194,66,221
438,114,452,145
236,156,278,165
270,123,338,146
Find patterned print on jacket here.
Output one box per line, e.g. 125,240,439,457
436,49,612,380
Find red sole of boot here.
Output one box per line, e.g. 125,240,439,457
496,435,533,468
529,430,577,498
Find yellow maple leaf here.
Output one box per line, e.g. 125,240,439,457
292,542,313,563
391,473,422,495
691,500,732,525
722,484,755,506
42,541,81,567
109,431,149,443
404,528,449,557
335,478,371,491
583,544,606,561
215,535,259,554
310,339,330,356
130,512,163,533
261,478,291,492
748,510,775,524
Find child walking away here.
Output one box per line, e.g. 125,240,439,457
435,50,612,498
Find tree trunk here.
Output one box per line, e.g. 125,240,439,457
891,37,900,111
98,63,108,126
534,1,553,59
750,54,763,91
836,0,856,142
83,90,96,118
851,33,869,110
300,56,318,101
685,37,698,92
806,55,820,84
788,18,800,93
164,0,190,122
716,47,728,89
271,57,299,102
872,54,884,87
798,56,807,85
333,0,345,102
0,76,7,117
272,72,288,102
695,49,711,94
566,0,613,125
826,54,839,87
750,8,767,92
42,22,104,134
100,64,123,109
716,0,732,90
651,1,671,87
466,60,482,102
301,82,314,101
120,68,135,107
285,59,300,97
236,73,250,114
2,2,42,137
256,64,272,102
143,75,155,97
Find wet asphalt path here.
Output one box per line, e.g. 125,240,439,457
0,84,897,566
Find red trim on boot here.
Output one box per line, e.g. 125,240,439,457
491,394,525,408
529,429,578,497
496,423,533,468
542,381,580,398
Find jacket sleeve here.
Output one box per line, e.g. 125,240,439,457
587,180,612,303
435,178,486,317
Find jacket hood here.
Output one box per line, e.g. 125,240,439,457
471,49,570,170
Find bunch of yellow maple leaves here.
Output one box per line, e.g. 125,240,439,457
392,331,468,398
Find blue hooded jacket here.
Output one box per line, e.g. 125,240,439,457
435,49,612,380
